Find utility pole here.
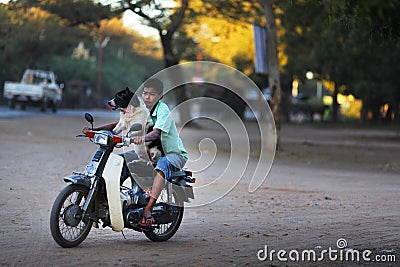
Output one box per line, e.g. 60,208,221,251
95,36,110,108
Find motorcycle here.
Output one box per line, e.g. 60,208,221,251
50,113,195,248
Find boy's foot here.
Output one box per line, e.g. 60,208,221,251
139,215,155,227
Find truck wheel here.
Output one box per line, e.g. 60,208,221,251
9,99,16,110
51,101,58,113
40,99,47,112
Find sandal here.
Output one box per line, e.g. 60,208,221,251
139,215,155,227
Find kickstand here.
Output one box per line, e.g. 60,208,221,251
121,230,126,240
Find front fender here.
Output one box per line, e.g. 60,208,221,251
102,153,124,232
64,175,91,188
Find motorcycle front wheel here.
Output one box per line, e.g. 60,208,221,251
144,187,184,242
50,184,92,248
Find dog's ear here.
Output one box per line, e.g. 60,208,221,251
115,87,134,108
125,87,134,99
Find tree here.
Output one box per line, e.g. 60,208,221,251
279,0,400,123
1,0,115,79
109,0,193,123
15,0,113,27
201,0,282,141
43,17,163,99
0,4,78,79
321,0,400,123
279,1,347,122
321,0,400,41
258,0,282,137
0,1,164,107
180,15,255,73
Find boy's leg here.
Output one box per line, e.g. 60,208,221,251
142,170,165,221
140,155,186,226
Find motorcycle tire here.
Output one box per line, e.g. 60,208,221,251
50,184,92,248
144,187,184,242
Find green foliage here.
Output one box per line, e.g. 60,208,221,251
36,44,162,97
38,56,95,84
0,1,163,103
173,28,202,62
200,0,264,25
321,0,400,41
278,0,328,80
15,0,114,27
279,0,400,122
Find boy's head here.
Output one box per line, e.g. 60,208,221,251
144,78,163,95
142,78,163,109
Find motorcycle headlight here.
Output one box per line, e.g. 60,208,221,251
93,133,109,145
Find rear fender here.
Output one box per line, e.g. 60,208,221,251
171,183,194,203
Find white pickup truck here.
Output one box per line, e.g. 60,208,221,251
3,69,62,112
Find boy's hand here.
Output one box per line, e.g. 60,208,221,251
132,136,145,144
82,127,90,134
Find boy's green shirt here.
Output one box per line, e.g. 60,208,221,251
150,101,188,160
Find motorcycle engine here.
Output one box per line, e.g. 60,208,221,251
125,203,177,227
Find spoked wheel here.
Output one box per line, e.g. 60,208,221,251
144,186,184,242
50,184,92,247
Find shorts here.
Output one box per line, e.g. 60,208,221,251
155,154,187,182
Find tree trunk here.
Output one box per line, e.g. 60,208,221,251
259,0,281,146
395,98,400,123
331,85,339,122
361,96,369,124
125,0,190,124
159,32,191,125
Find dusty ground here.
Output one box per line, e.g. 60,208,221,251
0,111,399,266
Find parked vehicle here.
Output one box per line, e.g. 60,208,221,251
290,94,329,122
50,113,195,247
244,87,271,120
3,69,62,112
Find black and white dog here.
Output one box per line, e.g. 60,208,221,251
108,87,163,164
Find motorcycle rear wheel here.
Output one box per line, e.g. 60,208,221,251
144,187,184,242
50,184,92,248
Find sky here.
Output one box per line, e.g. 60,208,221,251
122,10,159,39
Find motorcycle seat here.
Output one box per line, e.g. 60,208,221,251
170,170,195,185
170,170,186,179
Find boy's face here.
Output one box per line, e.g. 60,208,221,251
142,87,161,109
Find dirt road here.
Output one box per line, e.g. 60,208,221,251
0,113,399,266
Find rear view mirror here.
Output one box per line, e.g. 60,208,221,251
84,113,94,124
84,113,94,129
129,123,142,132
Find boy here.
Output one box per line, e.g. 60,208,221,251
82,78,187,227
131,78,188,227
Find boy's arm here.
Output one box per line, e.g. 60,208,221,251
131,128,161,144
93,122,118,131
144,128,161,141
82,122,118,133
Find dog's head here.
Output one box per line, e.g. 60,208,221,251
108,87,140,110
149,147,162,163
